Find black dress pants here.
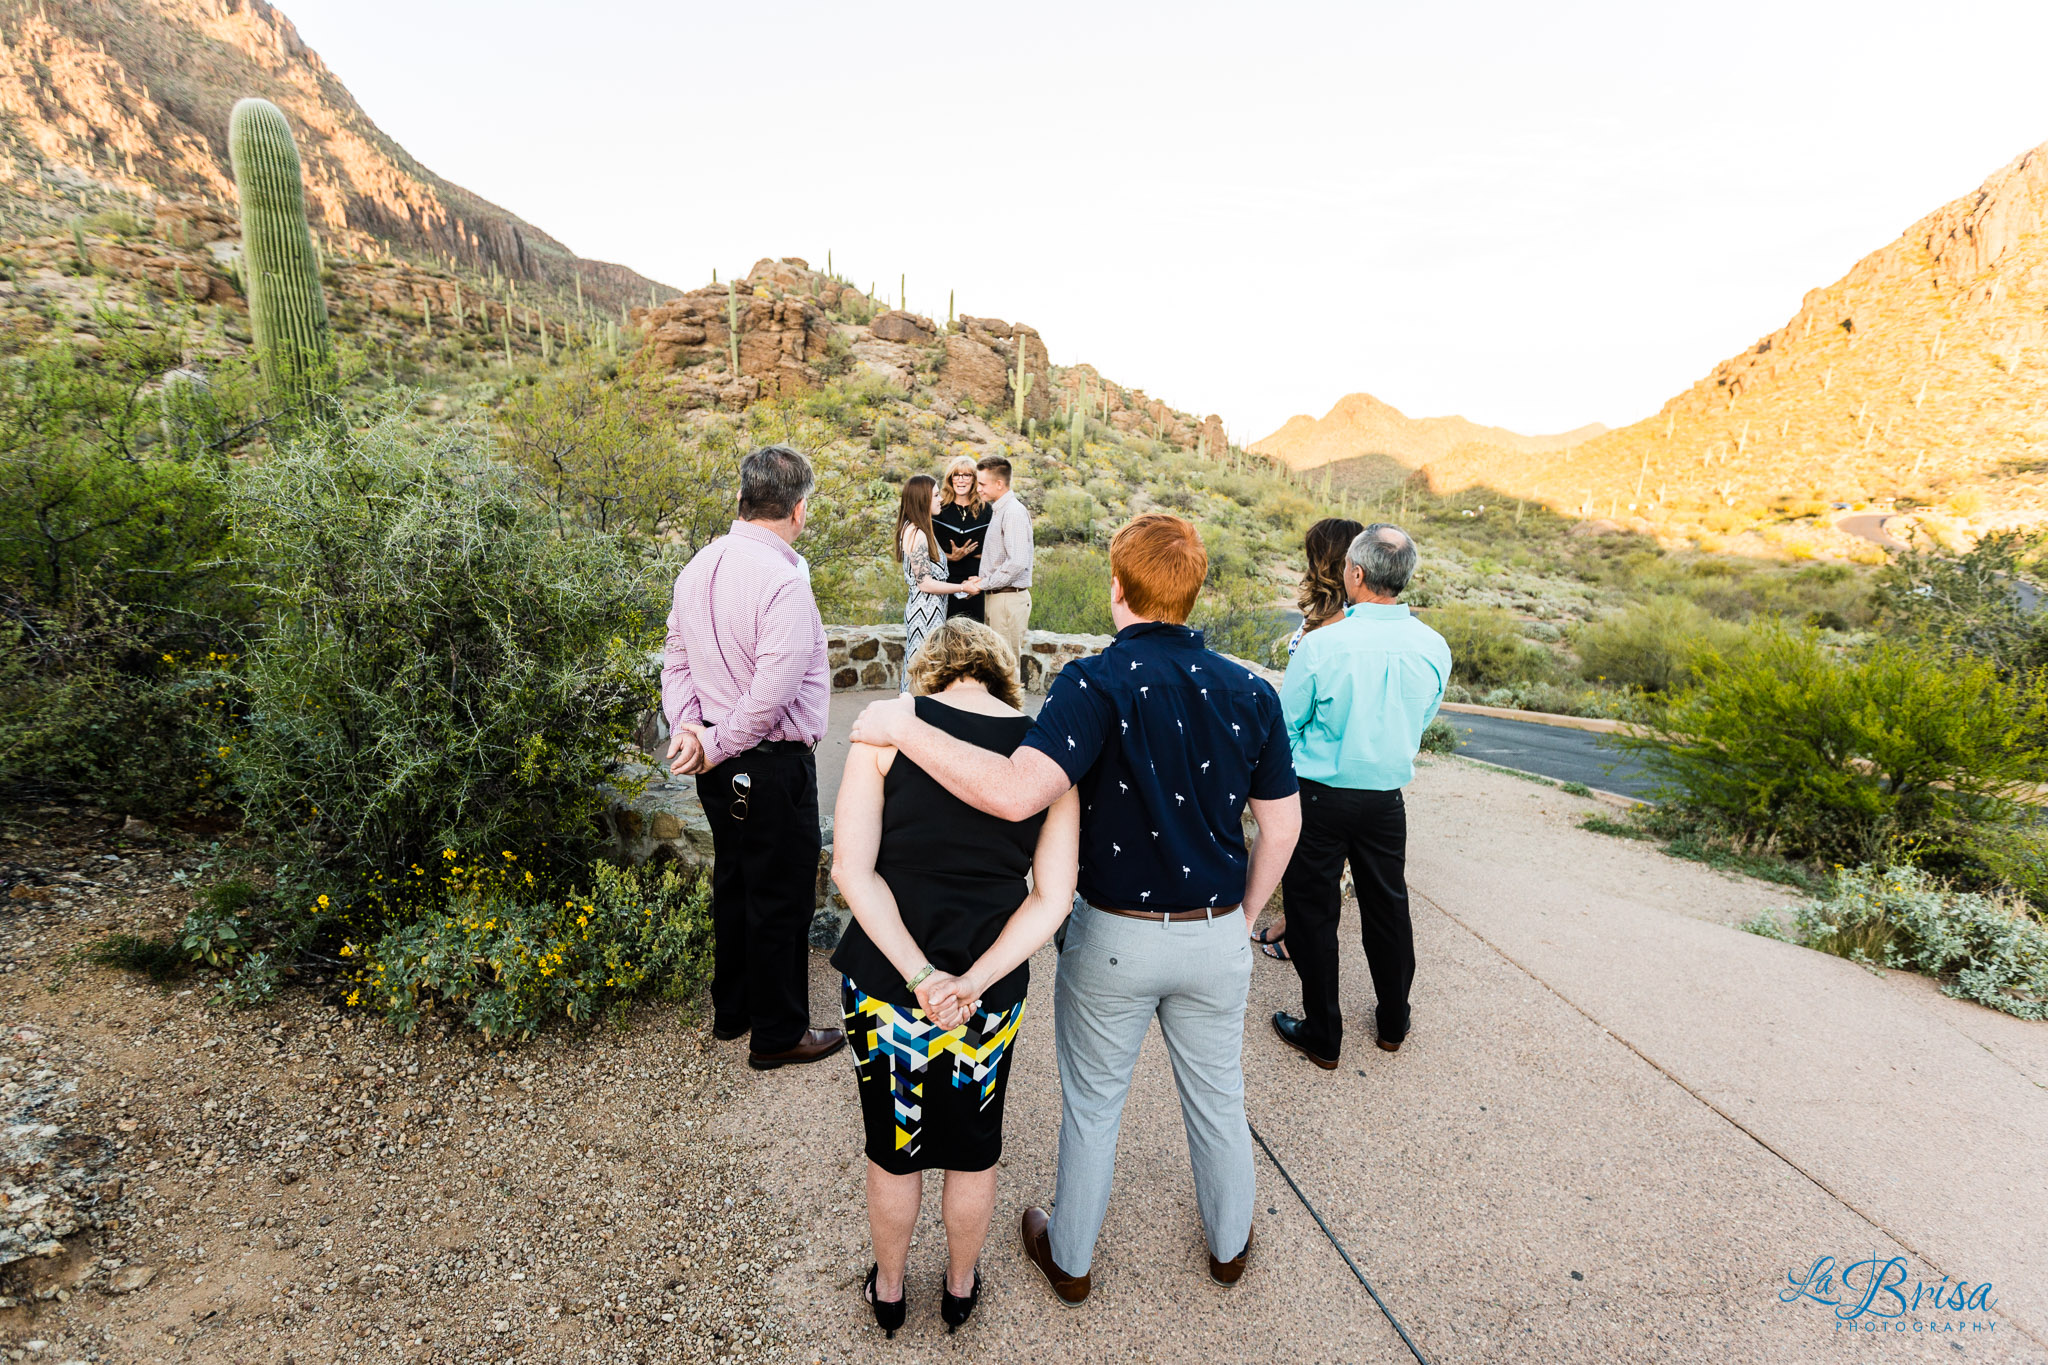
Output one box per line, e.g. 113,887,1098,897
697,746,821,1053
1279,781,1413,1055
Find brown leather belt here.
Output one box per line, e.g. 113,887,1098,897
1091,902,1242,923
985,586,1027,595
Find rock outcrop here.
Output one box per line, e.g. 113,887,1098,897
632,283,833,396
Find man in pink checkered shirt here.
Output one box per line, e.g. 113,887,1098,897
664,445,845,1071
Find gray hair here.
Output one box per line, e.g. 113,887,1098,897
1347,523,1417,597
738,444,815,521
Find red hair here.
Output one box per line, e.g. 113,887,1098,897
1110,514,1207,624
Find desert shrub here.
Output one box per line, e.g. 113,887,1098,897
0,323,259,810
1425,605,1554,689
1748,865,2048,1020
1191,567,1291,668
1573,596,1748,692
1627,629,2048,863
1039,486,1105,544
497,368,732,542
217,412,659,882
1031,547,1115,636
354,859,713,1038
1873,528,2048,678
1419,716,1457,754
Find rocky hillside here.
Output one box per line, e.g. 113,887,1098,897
1251,392,1604,476
1414,141,2048,550
629,255,1229,455
0,0,670,313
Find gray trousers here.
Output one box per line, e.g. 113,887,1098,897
1048,903,1256,1274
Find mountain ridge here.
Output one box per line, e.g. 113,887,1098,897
1410,141,2048,546
1250,391,1606,474
0,0,672,313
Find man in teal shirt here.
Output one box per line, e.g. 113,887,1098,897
1272,524,1450,1067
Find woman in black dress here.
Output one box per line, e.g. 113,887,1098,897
829,618,1080,1337
933,455,992,622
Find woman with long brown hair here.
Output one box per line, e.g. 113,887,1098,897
896,474,978,693
1256,515,1363,960
934,455,991,622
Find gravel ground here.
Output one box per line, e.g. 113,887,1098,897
0,802,797,1364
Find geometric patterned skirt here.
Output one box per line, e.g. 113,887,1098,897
841,977,1027,1175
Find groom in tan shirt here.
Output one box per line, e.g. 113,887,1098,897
974,454,1034,661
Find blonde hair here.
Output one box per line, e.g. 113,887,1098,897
941,454,985,514
905,618,1021,707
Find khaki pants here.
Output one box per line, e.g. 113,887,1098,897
985,589,1031,665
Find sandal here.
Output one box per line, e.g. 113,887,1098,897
941,1265,982,1332
1253,925,1291,961
864,1263,906,1339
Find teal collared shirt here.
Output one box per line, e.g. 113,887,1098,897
1281,602,1452,791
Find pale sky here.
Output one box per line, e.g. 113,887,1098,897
283,0,2048,444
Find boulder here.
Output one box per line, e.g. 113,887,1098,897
152,198,236,246
870,310,938,344
936,333,1009,409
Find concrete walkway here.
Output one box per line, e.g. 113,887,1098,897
729,748,2045,1363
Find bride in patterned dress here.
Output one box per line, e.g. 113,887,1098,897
896,475,977,692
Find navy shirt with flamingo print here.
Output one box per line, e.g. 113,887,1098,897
1020,621,1298,913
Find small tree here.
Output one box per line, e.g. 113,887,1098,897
1626,628,2048,863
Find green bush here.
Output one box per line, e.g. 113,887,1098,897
0,322,259,810
1873,528,2048,677
1419,716,1457,754
1031,547,1115,636
1039,487,1104,544
1627,629,2048,863
1750,865,2048,1020
216,412,659,881
1425,604,1554,689
1572,596,1747,692
355,859,712,1038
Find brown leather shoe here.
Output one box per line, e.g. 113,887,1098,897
1209,1226,1253,1286
1376,1035,1403,1053
747,1028,846,1070
1019,1206,1089,1306
1272,1012,1338,1070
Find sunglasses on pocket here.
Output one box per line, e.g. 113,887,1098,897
729,771,752,821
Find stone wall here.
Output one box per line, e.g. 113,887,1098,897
826,625,1112,695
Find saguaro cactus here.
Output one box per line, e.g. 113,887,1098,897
726,282,741,373
1010,340,1034,429
228,98,332,396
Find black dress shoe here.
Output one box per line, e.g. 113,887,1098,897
863,1263,906,1338
747,1028,847,1070
712,1021,748,1042
941,1265,982,1331
1271,1012,1338,1070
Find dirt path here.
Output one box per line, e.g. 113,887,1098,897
0,809,796,1364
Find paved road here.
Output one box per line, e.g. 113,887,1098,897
1442,711,1656,798
746,758,2048,1362
1836,511,1905,550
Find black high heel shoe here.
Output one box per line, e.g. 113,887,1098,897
940,1266,982,1332
864,1263,906,1338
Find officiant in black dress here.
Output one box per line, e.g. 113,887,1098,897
935,455,992,622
